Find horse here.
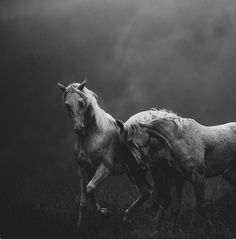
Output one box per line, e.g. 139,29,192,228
124,108,236,223
57,81,152,228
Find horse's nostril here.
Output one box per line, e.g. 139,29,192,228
127,139,134,146
74,128,79,132
74,127,84,134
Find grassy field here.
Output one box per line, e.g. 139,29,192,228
1,174,236,239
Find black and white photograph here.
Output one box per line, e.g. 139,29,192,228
1,0,236,238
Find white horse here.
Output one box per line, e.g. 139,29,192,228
124,108,236,222
58,81,152,228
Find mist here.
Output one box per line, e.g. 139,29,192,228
1,0,236,205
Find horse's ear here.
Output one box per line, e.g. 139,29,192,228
57,83,66,92
78,79,87,90
116,119,126,142
116,119,124,132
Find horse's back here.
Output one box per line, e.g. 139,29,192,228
201,122,236,145
167,119,236,177
183,119,236,145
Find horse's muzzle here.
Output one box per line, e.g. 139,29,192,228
74,127,85,135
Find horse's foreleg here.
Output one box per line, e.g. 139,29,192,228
151,167,171,211
83,167,110,215
123,174,152,223
89,191,110,215
169,175,184,228
86,163,111,194
193,177,205,216
151,167,172,227
86,163,111,215
76,167,88,228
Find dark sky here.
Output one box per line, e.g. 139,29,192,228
1,0,236,192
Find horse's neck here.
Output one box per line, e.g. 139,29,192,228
84,104,101,137
83,103,113,139
158,119,178,137
76,118,100,155
76,103,119,169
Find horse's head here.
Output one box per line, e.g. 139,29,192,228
125,127,151,166
58,80,87,135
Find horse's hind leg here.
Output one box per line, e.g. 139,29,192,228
223,166,236,186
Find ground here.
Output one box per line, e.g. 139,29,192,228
1,174,236,239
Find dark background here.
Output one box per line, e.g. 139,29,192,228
1,0,236,238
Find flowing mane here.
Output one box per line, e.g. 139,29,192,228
124,108,182,136
66,83,116,130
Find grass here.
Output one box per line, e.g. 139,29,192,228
0,175,236,239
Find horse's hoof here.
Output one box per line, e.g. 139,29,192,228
98,207,111,215
123,215,128,224
123,211,130,224
76,221,82,230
